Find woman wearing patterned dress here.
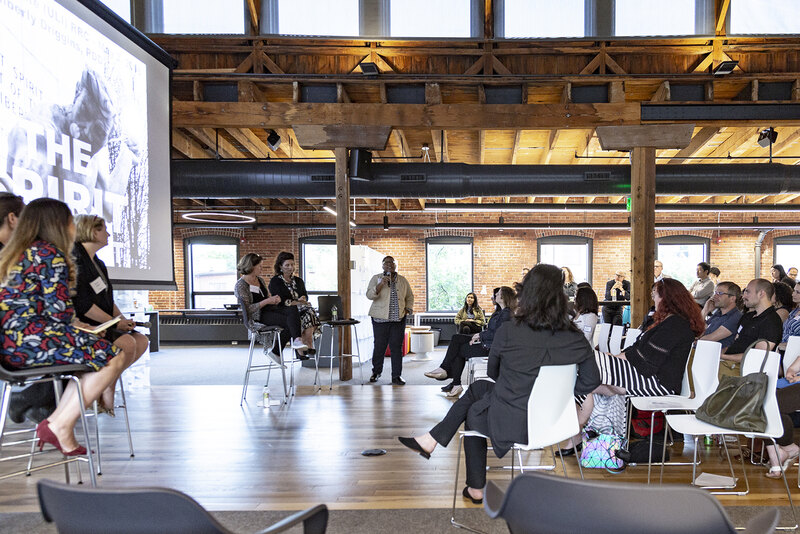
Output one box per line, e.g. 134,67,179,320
268,252,320,355
0,199,130,455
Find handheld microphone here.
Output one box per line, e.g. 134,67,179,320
133,321,151,328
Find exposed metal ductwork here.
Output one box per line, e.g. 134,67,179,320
171,161,800,199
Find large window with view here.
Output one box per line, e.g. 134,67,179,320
730,0,800,35
301,238,337,309
427,238,473,312
615,0,698,36
390,0,473,38
160,0,244,33
774,237,800,278
185,237,239,309
656,236,710,289
503,0,584,38
538,236,592,286
277,0,359,36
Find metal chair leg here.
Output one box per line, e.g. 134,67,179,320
92,401,102,476
240,337,257,406
449,434,487,534
69,375,97,487
118,380,134,457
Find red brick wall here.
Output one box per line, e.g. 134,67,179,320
151,211,800,310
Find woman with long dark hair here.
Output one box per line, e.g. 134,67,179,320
576,278,705,428
399,264,599,503
0,199,130,455
424,286,515,398
454,292,485,334
268,251,320,353
772,281,794,323
772,264,788,284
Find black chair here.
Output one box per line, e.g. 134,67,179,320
38,479,329,534
0,363,97,485
483,473,780,534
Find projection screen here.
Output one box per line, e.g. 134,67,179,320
0,0,175,289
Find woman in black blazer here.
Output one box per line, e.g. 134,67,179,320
399,264,600,504
268,251,321,354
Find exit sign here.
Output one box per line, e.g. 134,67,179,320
626,198,631,212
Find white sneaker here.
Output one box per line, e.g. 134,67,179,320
291,339,308,350
424,368,448,380
446,385,464,398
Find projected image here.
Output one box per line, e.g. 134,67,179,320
0,0,150,270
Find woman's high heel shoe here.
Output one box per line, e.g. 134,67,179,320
35,420,87,457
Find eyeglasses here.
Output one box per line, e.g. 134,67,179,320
714,291,734,297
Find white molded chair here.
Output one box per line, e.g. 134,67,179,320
623,328,641,349
451,364,582,533
467,357,492,385
665,350,798,530
630,340,721,482
596,323,612,353
783,336,800,375
609,325,624,354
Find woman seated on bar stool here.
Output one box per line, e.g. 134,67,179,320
234,253,307,359
424,286,516,398
563,278,705,451
0,198,129,455
399,264,600,504
454,292,485,335
269,252,320,355
72,214,149,415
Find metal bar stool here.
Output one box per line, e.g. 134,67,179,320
315,319,364,389
0,364,98,486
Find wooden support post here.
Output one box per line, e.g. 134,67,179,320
335,147,352,381
596,124,694,328
630,147,656,327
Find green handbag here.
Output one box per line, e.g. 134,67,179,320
695,343,770,433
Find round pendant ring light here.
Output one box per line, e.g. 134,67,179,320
181,211,256,224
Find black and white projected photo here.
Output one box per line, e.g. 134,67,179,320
0,0,174,288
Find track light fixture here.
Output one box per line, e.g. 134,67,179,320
712,60,738,76
266,130,281,151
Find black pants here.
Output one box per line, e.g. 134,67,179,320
602,306,623,326
371,317,406,378
440,334,489,386
260,306,302,350
430,380,493,489
458,322,482,335
777,383,800,446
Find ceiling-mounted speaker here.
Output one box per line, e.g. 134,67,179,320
349,149,373,181
266,130,281,151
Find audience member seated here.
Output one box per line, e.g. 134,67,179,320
700,282,743,350
574,279,705,438
653,260,669,282
772,264,788,284
773,282,794,323
562,266,577,299
454,292,486,334
688,262,714,307
399,264,599,504
719,279,782,376
72,215,149,415
269,252,320,355
767,355,800,478
709,266,720,287
424,287,515,398
603,271,630,326
234,253,307,360
789,267,798,282
572,286,599,342
0,199,127,455
777,283,800,353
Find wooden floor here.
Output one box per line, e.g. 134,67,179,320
0,384,797,513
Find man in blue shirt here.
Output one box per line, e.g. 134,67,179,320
700,281,743,349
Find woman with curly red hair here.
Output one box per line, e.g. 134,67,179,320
576,278,705,426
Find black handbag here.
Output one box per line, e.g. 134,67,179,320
695,342,771,433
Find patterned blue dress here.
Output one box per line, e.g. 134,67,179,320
0,240,120,370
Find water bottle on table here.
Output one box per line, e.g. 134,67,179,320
331,305,338,321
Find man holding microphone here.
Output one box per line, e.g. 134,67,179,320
367,256,414,385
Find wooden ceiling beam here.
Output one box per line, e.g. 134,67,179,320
225,127,277,158
666,127,719,163
187,128,247,159
173,101,640,129
172,129,211,158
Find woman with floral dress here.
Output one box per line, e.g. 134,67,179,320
0,198,132,455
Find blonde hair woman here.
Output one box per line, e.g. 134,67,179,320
562,266,578,299
0,199,128,455
72,214,149,414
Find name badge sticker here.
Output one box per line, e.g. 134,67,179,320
90,276,107,294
